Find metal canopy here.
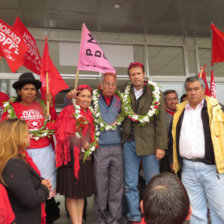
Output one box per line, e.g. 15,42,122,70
1,0,224,37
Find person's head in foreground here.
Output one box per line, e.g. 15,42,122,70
0,119,29,184
142,173,191,224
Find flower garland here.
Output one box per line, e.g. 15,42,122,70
91,89,125,137
121,80,161,126
2,97,55,141
72,99,98,161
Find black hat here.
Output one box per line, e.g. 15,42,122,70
12,73,42,90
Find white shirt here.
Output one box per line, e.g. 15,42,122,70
179,100,205,159
134,88,143,100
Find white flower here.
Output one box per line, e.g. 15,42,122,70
90,146,95,152
105,125,111,131
34,137,40,141
95,112,100,117
143,116,150,122
42,132,48,137
100,122,104,127
132,115,138,120
3,102,9,107
148,111,154,117
77,114,82,119
75,132,81,138
96,131,100,136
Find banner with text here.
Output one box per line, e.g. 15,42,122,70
0,19,27,72
77,24,116,74
14,17,41,75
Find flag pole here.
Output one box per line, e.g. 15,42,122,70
199,66,204,77
75,23,85,89
210,21,214,96
75,70,79,89
46,71,50,117
45,36,50,118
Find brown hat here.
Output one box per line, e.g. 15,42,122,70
12,73,42,90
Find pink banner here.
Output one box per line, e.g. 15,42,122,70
13,17,41,75
0,19,27,72
78,24,116,74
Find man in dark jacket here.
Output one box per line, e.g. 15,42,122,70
122,62,167,223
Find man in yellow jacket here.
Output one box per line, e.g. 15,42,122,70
170,76,224,224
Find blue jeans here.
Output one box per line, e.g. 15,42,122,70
123,141,159,222
182,159,224,224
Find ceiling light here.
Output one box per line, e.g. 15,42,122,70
114,3,121,10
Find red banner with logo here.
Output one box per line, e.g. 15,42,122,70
13,17,41,75
0,19,27,72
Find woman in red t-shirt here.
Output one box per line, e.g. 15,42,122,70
1,73,57,198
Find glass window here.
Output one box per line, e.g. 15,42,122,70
148,45,185,76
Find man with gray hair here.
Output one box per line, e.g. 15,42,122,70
170,76,224,224
93,72,123,224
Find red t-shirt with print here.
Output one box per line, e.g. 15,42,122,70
1,101,51,149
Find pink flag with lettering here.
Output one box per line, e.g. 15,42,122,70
0,19,27,72
77,24,115,74
13,17,41,75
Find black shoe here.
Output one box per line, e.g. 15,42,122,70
46,197,60,224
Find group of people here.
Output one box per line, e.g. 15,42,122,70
0,61,224,224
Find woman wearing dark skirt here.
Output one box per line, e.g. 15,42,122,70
55,85,96,224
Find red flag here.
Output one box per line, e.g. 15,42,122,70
77,24,116,74
211,24,224,65
40,38,69,98
0,19,27,72
0,91,9,108
0,47,4,57
210,70,217,98
197,67,210,96
13,17,41,75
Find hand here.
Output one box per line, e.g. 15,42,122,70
82,142,90,151
41,179,52,191
67,89,79,100
46,92,53,107
155,149,165,160
170,163,175,173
